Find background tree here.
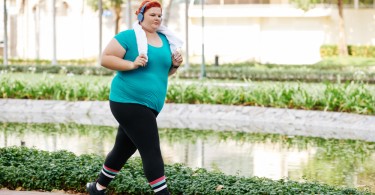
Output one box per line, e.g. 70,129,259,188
162,0,173,26
87,0,125,35
87,0,174,33
291,0,349,56
52,0,57,65
337,0,348,56
3,0,8,65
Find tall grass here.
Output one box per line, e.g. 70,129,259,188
1,73,374,115
167,82,375,114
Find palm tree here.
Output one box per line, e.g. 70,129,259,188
32,3,41,59
99,0,103,65
112,0,123,34
162,0,173,26
337,0,348,56
3,0,8,65
292,0,349,56
87,0,125,35
52,0,57,65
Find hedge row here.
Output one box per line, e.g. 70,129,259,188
1,75,374,114
1,64,374,83
177,68,375,83
0,45,374,65
0,58,96,66
321,45,375,58
0,147,372,194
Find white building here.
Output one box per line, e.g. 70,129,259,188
1,0,375,64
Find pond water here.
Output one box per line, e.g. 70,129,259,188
0,122,374,192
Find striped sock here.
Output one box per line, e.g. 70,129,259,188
97,165,120,187
149,176,168,194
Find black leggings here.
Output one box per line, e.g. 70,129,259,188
97,101,164,186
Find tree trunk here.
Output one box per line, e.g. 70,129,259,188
126,0,132,29
163,0,173,26
114,5,121,34
98,0,103,66
3,0,8,65
52,0,57,65
337,0,348,56
33,5,40,59
184,0,189,68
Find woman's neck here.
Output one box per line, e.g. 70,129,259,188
145,30,158,37
142,25,157,35
145,29,162,47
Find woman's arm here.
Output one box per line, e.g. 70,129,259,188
168,65,179,76
101,38,147,71
168,51,183,76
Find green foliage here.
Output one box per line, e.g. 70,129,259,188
0,73,374,114
0,58,96,66
321,45,340,57
1,57,375,82
290,0,375,11
166,82,375,115
0,147,372,194
350,45,375,58
0,64,113,75
86,0,125,11
321,45,375,58
0,73,110,101
1,122,375,192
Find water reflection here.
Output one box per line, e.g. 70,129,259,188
0,122,374,192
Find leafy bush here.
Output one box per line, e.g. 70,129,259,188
350,45,375,58
1,61,375,82
0,74,110,101
0,58,96,66
320,45,340,57
0,74,374,114
177,67,375,83
321,45,375,58
0,147,372,194
0,64,113,76
166,82,375,115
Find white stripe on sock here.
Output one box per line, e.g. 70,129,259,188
101,170,115,178
154,184,167,192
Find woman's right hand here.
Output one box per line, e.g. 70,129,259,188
133,54,148,68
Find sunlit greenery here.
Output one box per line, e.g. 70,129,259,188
1,56,375,82
1,146,371,194
1,73,374,114
1,122,374,193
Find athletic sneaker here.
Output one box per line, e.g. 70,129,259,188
86,182,106,195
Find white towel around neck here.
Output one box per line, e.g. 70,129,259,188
132,21,184,60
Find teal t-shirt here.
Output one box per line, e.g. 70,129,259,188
109,30,172,113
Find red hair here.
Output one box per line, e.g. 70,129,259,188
135,0,162,16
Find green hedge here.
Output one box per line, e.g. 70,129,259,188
0,64,113,76
2,45,375,65
1,74,374,115
0,58,96,66
0,147,372,194
321,45,375,58
177,68,375,83
1,62,375,82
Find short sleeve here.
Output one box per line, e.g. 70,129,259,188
114,30,131,50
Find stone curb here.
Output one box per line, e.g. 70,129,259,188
0,99,374,142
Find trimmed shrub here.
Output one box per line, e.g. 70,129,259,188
0,147,372,194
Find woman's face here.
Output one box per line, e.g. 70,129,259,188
141,7,162,32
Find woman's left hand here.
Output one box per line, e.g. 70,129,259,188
172,51,183,66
